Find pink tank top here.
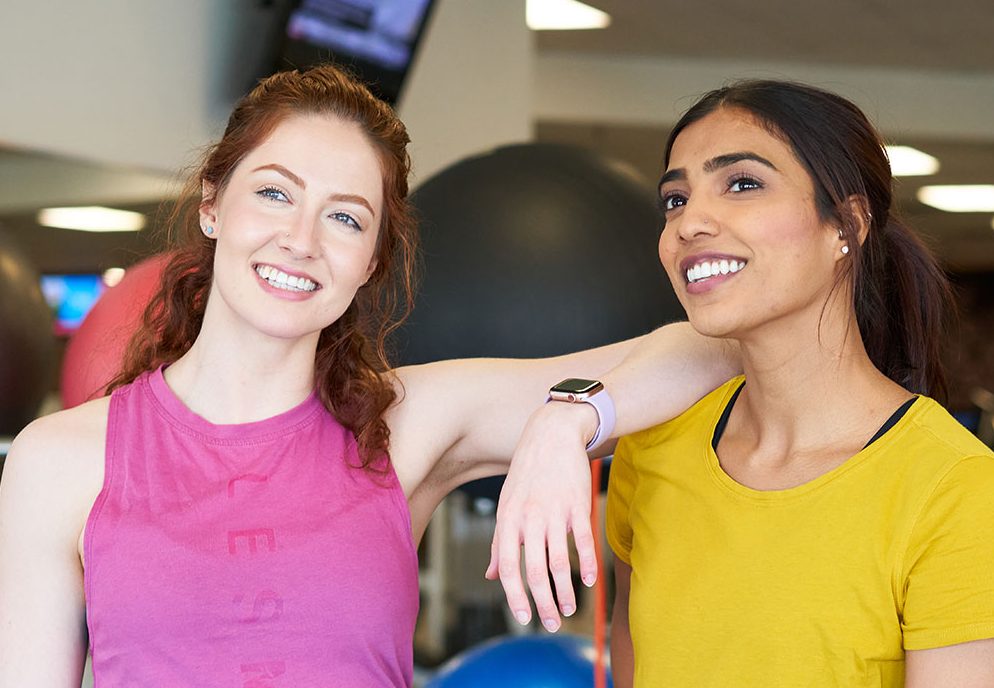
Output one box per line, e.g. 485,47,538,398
84,368,419,686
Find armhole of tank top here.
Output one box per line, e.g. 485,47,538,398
382,452,418,557
81,387,121,642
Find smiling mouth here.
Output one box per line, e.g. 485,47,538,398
685,258,747,284
254,264,320,292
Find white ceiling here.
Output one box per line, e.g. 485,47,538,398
532,0,994,272
538,0,994,72
2,0,993,272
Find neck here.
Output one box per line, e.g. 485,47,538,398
163,300,321,425
732,303,909,454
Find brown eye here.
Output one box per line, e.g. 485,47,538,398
728,176,762,192
661,192,687,211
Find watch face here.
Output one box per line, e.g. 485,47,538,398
551,378,602,395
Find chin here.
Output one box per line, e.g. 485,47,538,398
685,310,742,341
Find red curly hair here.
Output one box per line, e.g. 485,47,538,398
108,64,419,467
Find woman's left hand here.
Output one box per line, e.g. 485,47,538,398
485,401,601,633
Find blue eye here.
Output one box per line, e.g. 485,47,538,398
257,186,289,203
331,211,362,232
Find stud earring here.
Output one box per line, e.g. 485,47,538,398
203,225,215,236
841,244,850,255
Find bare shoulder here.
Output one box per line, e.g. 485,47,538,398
7,395,110,475
1,396,110,541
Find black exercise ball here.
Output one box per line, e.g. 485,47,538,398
397,143,683,364
396,144,683,500
0,232,56,437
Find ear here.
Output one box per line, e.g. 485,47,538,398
843,195,872,246
199,180,218,231
363,256,379,285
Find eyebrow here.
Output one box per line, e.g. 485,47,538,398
659,151,779,187
252,163,377,218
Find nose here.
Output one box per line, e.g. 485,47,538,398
277,214,320,259
673,199,719,243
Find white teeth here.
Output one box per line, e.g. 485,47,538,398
686,259,746,284
254,265,318,292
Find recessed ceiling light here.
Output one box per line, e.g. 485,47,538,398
884,145,940,176
527,0,610,30
916,185,994,213
37,206,147,232
102,267,126,287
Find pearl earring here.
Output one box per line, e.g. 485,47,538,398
841,244,850,255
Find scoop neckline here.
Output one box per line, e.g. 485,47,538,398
143,365,323,444
704,377,925,503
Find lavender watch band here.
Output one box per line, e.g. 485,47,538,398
582,387,616,454
547,386,617,454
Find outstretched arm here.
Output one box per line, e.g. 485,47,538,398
485,323,739,630
388,336,639,541
387,322,736,544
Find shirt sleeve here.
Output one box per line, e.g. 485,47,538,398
606,435,639,566
901,454,994,650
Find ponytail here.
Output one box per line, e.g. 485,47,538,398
853,214,953,402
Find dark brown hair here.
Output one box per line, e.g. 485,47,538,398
663,80,953,400
108,64,419,466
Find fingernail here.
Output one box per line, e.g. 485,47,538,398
515,610,529,625
582,574,595,587
562,604,575,617
543,618,560,633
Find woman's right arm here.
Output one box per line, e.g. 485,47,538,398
0,405,105,686
488,323,739,627
611,560,635,688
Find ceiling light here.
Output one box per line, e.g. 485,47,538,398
37,206,147,232
884,145,940,176
102,267,126,287
916,185,994,213
527,0,610,30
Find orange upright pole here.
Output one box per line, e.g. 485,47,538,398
591,457,608,688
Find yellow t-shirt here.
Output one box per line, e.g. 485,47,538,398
607,377,994,687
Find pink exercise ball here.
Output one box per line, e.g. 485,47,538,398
60,254,170,408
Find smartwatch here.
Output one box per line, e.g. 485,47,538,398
548,378,616,453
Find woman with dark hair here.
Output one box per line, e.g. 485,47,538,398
0,65,738,686
492,81,994,686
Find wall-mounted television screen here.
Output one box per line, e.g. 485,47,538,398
276,0,436,104
40,274,106,337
